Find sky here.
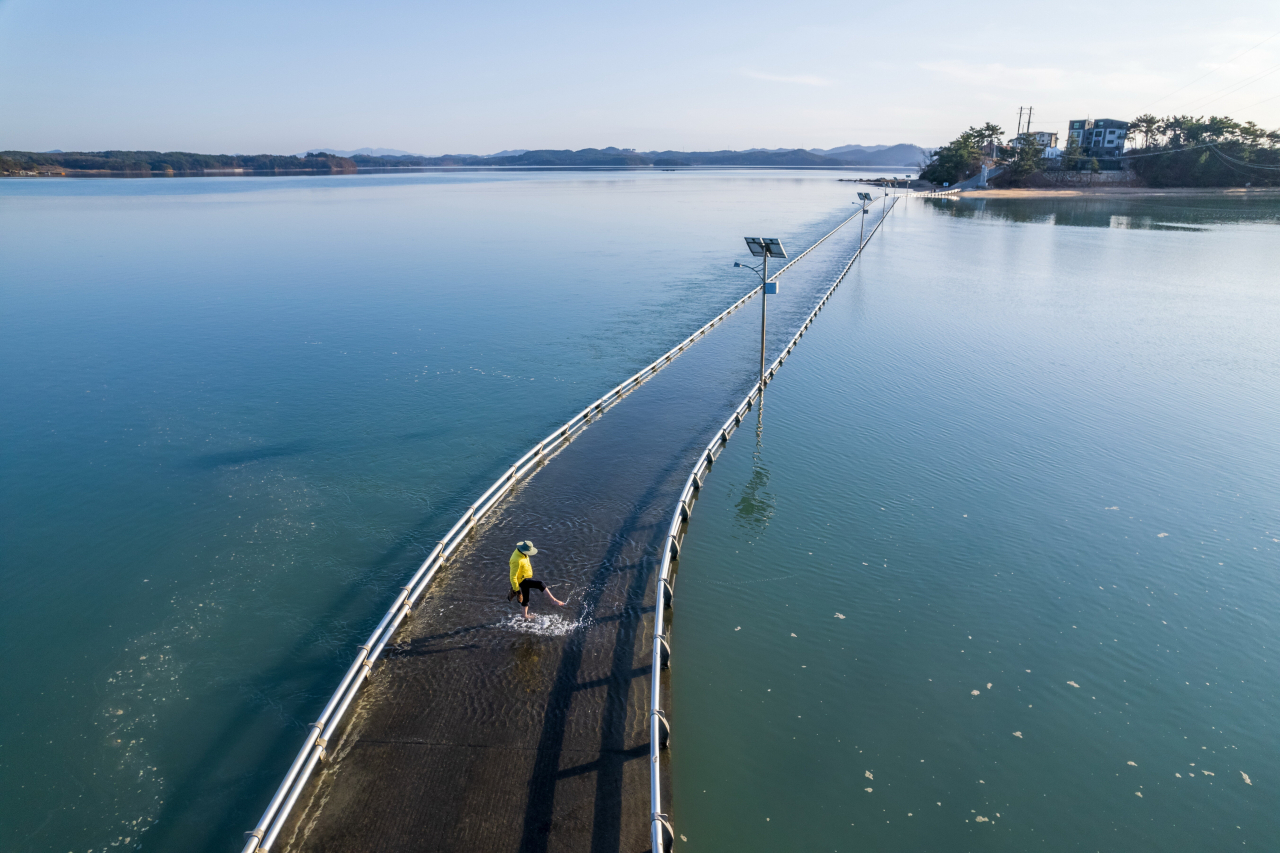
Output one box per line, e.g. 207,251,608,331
2,0,1279,155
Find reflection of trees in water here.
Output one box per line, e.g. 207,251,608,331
924,196,1280,229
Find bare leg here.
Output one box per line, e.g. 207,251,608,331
523,602,532,620
544,586,565,607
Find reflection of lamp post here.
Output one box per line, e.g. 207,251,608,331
734,237,787,390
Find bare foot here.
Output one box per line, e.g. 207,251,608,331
523,610,533,620
551,596,565,607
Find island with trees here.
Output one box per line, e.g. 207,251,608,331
0,150,357,176
919,115,1279,189
1,145,928,176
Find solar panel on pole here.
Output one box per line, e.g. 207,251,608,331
742,238,787,391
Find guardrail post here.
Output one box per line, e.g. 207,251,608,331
653,814,675,853
654,709,670,748
641,189,897,853
243,204,898,853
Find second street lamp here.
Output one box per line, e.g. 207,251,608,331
735,237,787,391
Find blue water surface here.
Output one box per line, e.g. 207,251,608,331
0,169,885,852
671,192,1280,852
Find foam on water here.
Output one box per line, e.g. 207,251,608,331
497,612,588,636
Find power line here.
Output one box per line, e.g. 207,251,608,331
1209,143,1280,170
1209,148,1267,179
1236,90,1280,111
1116,141,1280,170
1135,30,1279,113
1119,141,1216,159
1181,61,1280,113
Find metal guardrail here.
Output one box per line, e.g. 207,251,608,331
237,291,762,853
763,205,860,281
237,205,870,853
647,196,898,853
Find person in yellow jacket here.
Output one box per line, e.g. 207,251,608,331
508,540,565,620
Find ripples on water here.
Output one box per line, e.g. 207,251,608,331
0,169,887,853
672,193,1280,852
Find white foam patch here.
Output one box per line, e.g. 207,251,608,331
498,613,587,636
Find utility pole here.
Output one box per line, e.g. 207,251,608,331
1017,107,1024,137
1026,106,1033,136
759,251,768,388
859,194,868,246
735,239,787,392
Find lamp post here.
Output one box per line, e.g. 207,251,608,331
734,237,787,390
856,192,872,246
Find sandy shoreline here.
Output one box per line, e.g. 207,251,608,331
952,186,1280,199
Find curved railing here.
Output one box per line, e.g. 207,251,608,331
237,203,871,853
237,289,763,853
647,197,898,853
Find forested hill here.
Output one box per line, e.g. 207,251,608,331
0,150,357,175
348,146,924,168
2,145,927,175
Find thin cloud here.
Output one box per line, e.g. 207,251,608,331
740,69,833,87
919,60,1066,90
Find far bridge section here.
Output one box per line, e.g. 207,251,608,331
240,197,899,853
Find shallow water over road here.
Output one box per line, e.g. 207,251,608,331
273,190,885,853
0,168,883,853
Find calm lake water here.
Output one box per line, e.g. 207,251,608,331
1,175,1276,853
671,192,1280,851
0,168,898,853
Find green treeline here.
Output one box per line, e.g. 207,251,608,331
351,147,855,168
919,115,1280,188
2,145,925,176
918,124,1003,186
1126,115,1279,187
347,148,653,168
1,146,865,174
0,150,356,175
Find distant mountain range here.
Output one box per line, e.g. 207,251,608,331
808,144,928,165
331,143,928,168
302,147,535,159
812,144,890,155
3,144,928,177
300,147,425,158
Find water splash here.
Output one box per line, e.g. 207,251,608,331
497,613,587,636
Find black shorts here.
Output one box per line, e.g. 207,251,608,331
515,578,546,606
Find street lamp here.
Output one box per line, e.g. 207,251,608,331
856,192,873,246
735,237,787,390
